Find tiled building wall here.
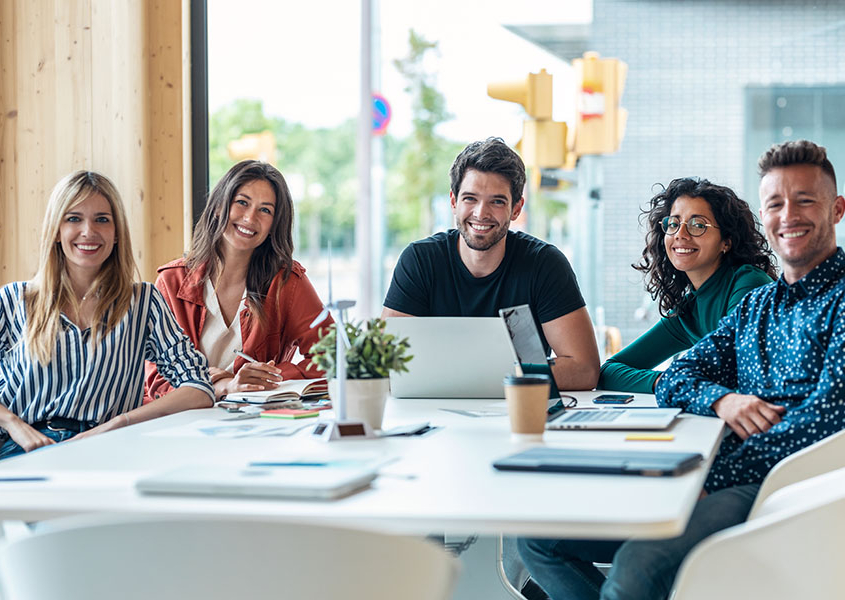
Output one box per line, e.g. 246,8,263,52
584,0,845,344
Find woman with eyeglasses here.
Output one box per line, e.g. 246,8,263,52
598,177,777,393
144,160,327,402
0,172,214,460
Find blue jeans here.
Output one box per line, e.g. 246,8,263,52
0,427,77,461
517,483,760,600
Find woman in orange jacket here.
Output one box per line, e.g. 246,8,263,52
145,160,328,402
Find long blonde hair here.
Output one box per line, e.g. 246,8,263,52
25,171,137,364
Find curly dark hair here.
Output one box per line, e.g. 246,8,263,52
633,177,778,318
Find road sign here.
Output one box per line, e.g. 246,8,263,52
372,93,391,136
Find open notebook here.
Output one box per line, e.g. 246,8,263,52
225,378,328,404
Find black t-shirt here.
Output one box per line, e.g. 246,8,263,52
383,229,585,353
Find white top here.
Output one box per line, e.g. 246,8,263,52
0,392,724,538
198,279,244,372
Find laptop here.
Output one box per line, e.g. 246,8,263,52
499,304,681,430
547,407,681,430
499,304,561,399
136,464,377,501
384,317,515,398
492,447,703,477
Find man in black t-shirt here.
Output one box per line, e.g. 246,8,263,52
382,137,599,391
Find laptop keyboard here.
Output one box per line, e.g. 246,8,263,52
561,410,624,423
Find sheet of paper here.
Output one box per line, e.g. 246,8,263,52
145,419,314,439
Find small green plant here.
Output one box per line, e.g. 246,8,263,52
309,317,413,379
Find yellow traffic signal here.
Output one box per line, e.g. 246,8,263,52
487,68,553,119
227,131,277,164
572,52,628,155
522,120,568,169
488,69,568,168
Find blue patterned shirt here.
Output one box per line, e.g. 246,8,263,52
656,248,845,492
0,282,213,429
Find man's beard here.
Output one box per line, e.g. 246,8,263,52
457,218,509,251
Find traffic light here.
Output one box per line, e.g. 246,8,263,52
487,69,568,169
227,131,277,164
487,69,553,119
572,52,628,155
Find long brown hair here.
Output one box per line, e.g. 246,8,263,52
186,161,295,322
26,171,137,364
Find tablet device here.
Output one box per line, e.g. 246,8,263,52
492,447,703,477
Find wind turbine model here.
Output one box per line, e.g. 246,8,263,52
309,247,376,441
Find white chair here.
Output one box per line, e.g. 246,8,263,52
748,427,845,518
748,465,845,520
671,473,845,600
0,514,460,600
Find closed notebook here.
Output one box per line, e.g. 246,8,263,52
225,378,328,404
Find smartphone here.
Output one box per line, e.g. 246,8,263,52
593,394,634,404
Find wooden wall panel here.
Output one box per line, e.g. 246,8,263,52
146,0,191,276
0,0,190,285
0,1,21,282
91,0,150,275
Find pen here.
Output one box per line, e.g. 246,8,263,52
250,461,332,467
0,477,49,482
234,349,258,363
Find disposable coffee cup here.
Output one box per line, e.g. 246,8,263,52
503,374,551,442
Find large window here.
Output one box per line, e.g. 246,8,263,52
745,85,845,239
206,0,584,319
203,1,845,345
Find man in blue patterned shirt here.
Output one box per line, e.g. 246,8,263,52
518,139,845,600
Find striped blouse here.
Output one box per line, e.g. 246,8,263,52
0,281,213,427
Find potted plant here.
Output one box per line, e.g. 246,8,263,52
309,318,412,429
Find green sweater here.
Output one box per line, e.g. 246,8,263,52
598,263,774,393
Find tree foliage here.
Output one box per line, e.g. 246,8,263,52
206,28,466,254
389,30,465,247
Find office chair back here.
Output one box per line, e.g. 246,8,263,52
748,428,845,519
0,514,460,600
672,486,845,600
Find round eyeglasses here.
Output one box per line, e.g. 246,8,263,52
661,216,719,237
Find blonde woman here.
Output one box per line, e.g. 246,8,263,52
0,171,213,460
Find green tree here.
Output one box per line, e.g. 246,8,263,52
207,100,359,254
208,98,275,185
389,30,464,248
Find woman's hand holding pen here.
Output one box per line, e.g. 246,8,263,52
213,350,283,397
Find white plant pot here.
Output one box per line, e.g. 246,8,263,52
328,378,390,431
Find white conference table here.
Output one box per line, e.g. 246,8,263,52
0,391,724,540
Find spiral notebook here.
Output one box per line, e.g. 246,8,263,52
225,378,328,404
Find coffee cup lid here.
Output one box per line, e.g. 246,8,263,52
503,374,551,385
